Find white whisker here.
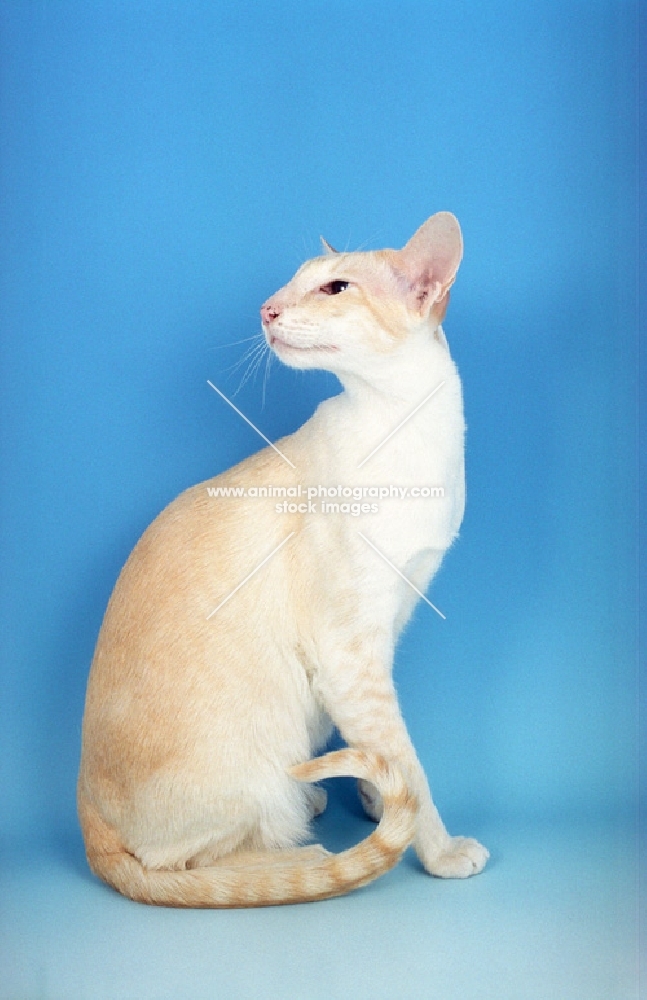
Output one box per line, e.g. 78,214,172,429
261,349,274,409
232,339,270,396
208,333,263,351
223,337,266,379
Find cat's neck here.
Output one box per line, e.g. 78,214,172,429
336,326,455,409
299,324,462,482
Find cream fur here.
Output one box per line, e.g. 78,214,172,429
78,212,488,907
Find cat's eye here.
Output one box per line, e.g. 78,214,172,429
320,280,350,295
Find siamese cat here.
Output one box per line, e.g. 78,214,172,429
78,212,488,906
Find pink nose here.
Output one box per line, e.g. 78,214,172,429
260,302,280,326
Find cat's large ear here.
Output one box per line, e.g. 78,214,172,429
395,212,463,318
320,236,339,255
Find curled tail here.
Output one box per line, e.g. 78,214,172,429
81,748,418,908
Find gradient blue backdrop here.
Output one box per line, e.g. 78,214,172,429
1,2,642,998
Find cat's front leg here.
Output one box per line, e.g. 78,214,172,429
372,771,487,877
315,637,488,878
358,774,488,877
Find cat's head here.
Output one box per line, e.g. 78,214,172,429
260,212,463,376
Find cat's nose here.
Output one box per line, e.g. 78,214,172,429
260,302,280,326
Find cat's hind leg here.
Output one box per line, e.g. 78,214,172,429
304,782,327,818
358,778,382,822
186,775,325,869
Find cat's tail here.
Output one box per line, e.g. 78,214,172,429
81,748,418,908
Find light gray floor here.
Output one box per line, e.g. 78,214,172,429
1,794,640,1000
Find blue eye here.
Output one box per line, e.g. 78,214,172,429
320,280,350,295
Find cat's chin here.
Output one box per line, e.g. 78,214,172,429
269,334,337,352
268,334,339,366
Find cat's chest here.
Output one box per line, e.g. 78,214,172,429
355,433,464,559
298,388,465,561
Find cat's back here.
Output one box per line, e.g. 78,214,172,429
79,440,309,792
84,442,303,702
105,442,298,603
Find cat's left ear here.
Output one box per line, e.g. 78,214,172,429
320,236,339,255
395,212,463,318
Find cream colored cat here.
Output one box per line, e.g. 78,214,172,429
78,212,489,907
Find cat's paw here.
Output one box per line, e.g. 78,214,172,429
306,784,328,818
425,836,489,878
358,778,383,822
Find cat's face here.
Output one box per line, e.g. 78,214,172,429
260,213,463,376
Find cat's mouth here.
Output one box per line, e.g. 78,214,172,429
268,334,339,354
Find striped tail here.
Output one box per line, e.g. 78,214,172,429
83,748,418,907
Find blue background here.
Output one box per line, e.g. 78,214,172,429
1,2,642,998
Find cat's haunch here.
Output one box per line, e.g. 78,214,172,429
78,213,488,908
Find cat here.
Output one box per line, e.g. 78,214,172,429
77,212,489,907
